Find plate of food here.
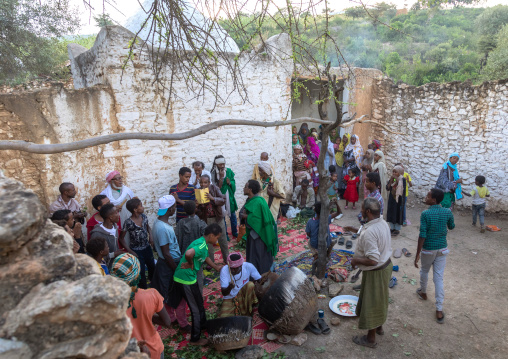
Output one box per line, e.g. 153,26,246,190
329,295,359,317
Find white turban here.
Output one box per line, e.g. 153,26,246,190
258,161,272,175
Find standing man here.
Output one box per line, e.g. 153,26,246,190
151,195,191,333
241,179,278,274
351,198,392,349
414,188,455,324
196,174,228,264
190,161,211,189
258,161,285,224
211,155,238,239
170,167,196,223
292,179,316,217
252,152,274,181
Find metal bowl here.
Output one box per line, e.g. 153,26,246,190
207,316,252,351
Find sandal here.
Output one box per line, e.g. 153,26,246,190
305,322,321,335
346,240,353,249
352,335,377,348
317,318,331,335
338,237,345,246
391,230,400,237
389,276,397,288
376,327,385,336
344,206,348,209
352,206,356,210
402,248,412,257
393,249,402,258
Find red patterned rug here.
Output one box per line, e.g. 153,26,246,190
158,217,345,357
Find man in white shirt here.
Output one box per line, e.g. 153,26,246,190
189,161,211,189
219,252,261,317
351,197,392,349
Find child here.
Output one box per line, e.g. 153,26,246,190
305,202,341,275
463,175,490,233
327,172,341,216
119,198,155,289
89,203,123,269
51,209,84,253
395,163,413,226
111,253,174,359
174,223,224,346
343,169,360,209
86,236,110,275
86,194,121,241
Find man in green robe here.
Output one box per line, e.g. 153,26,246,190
241,179,278,274
211,155,239,239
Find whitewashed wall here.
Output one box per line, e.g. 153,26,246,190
0,26,293,221
372,79,508,212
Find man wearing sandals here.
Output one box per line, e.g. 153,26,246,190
351,198,392,348
414,188,455,324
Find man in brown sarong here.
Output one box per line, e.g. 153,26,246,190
219,252,261,317
351,198,393,348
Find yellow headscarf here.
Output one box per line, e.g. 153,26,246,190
335,133,350,167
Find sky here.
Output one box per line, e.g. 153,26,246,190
70,0,508,36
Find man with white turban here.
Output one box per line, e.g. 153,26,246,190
252,152,275,181
257,160,286,223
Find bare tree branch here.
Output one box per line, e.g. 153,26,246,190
0,117,332,154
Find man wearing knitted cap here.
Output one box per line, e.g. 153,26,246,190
210,155,238,239
258,160,285,223
100,170,136,242
111,253,174,359
219,252,261,318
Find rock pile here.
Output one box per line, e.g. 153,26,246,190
0,174,139,359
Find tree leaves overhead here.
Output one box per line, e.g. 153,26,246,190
0,0,79,84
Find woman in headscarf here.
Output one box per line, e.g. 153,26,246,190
370,150,389,214
343,135,363,175
111,253,173,359
293,144,309,187
335,133,350,197
361,149,375,198
298,123,310,145
329,127,340,144
304,136,320,164
258,161,286,223
324,136,337,174
100,171,136,238
435,152,463,209
292,134,300,147
386,166,406,236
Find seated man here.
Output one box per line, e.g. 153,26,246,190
48,182,86,219
306,201,342,274
292,179,315,217
219,252,261,318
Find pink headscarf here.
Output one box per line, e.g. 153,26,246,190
227,252,244,268
106,170,120,182
305,137,320,159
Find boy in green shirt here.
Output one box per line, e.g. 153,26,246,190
174,223,223,345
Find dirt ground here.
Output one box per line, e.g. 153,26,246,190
274,198,508,359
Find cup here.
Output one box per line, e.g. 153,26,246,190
318,309,324,318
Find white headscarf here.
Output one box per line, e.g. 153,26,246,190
258,161,272,176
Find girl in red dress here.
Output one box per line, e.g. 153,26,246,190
343,169,360,209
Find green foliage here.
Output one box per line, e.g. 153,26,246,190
221,4,500,85
94,13,115,27
0,0,80,85
482,24,508,80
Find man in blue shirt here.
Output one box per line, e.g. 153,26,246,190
306,201,341,274
414,188,455,324
151,195,190,332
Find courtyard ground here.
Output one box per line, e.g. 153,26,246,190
275,198,508,359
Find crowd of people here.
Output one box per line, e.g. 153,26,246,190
43,129,492,355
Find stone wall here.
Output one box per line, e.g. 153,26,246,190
0,26,293,219
372,78,508,212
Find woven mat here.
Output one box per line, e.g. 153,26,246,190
158,218,348,357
